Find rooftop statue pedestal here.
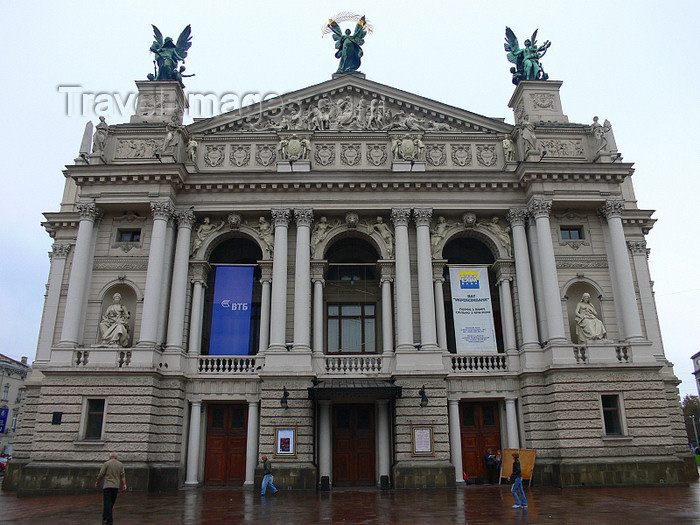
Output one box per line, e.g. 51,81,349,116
131,80,188,125
508,80,568,125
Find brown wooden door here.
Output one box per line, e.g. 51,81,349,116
333,404,375,486
460,401,501,481
205,404,248,486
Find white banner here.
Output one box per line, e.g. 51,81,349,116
449,266,497,353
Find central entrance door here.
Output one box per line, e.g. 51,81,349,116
333,404,375,486
459,401,501,482
205,404,248,486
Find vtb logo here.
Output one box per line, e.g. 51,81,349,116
459,271,479,289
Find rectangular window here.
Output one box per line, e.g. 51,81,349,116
1,384,8,401
84,399,105,440
560,226,583,240
327,303,376,353
117,229,141,243
16,389,23,404
601,395,623,436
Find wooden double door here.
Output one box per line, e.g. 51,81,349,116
460,401,501,481
205,404,248,486
333,404,375,486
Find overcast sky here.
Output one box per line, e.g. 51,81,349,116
2,1,698,397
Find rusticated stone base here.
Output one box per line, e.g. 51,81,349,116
393,460,455,489
4,461,182,496
534,457,698,487
254,464,317,491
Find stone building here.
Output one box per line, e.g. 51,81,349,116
0,354,29,456
4,72,696,494
692,351,700,396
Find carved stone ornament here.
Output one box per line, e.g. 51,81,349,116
528,199,552,219
390,208,411,228
115,139,160,159
77,202,103,222
278,134,311,161
430,216,452,258
256,217,275,257
538,139,584,157
227,213,242,229
366,144,388,166
506,208,528,228
477,216,512,258
294,208,314,227
502,138,515,162
600,199,624,219
426,144,447,166
255,144,277,166
373,216,395,258
392,134,425,161
271,208,291,227
514,101,525,124
345,211,359,229
627,240,647,255
150,201,174,220
413,208,433,227
530,93,555,109
230,145,251,167
314,144,336,166
52,243,71,258
340,143,362,166
451,145,472,167
476,145,498,167
462,212,477,228
311,216,333,259
204,145,225,167
177,209,197,229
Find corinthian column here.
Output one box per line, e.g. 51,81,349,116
37,244,71,359
433,260,448,351
506,208,539,349
600,199,643,341
268,209,291,351
628,240,661,346
391,208,414,351
187,262,210,355
528,199,566,343
166,209,196,351
138,201,173,346
414,208,439,351
378,261,395,355
60,202,102,347
293,209,313,352
258,261,273,354
311,261,327,355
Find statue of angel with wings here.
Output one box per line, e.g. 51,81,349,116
504,27,551,85
324,14,371,74
147,25,194,88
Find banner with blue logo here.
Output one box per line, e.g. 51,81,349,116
449,266,497,353
0,407,8,433
209,265,255,355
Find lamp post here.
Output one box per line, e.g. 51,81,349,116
691,414,699,449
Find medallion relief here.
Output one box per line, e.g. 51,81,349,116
229,145,251,167
451,144,472,166
203,145,225,167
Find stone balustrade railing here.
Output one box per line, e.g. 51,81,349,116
324,355,382,374
197,356,257,374
451,354,508,373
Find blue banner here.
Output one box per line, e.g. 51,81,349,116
209,265,255,355
0,407,8,433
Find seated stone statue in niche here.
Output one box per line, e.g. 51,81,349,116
575,293,606,342
99,293,131,347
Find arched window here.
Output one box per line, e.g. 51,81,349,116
442,237,503,353
201,237,263,355
325,238,380,354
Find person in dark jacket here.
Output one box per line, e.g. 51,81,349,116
509,452,527,508
485,448,498,484
260,455,278,497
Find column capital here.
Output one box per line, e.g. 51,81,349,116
413,208,433,227
492,260,515,281
377,260,395,283
176,209,196,228
259,260,273,283
150,200,175,220
627,240,648,256
294,208,314,227
311,260,328,283
600,198,625,220
432,259,447,282
51,243,71,259
528,199,552,219
190,399,202,407
506,207,529,227
390,208,411,227
271,208,291,227
76,202,103,222
190,261,211,282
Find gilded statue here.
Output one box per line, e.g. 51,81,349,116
575,293,607,342
99,293,131,347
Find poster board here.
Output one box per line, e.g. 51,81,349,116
499,448,536,485
448,266,497,353
274,427,297,458
411,425,435,456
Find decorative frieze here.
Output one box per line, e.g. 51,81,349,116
229,145,251,167
115,139,160,159
203,145,225,167
340,143,362,165
556,255,608,269
538,139,584,157
450,144,472,166
93,257,149,271
314,144,336,166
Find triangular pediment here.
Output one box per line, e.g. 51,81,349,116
187,75,513,136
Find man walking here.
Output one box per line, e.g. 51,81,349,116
260,454,278,497
509,452,527,509
95,451,127,525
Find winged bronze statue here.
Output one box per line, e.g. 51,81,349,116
147,25,194,88
504,27,551,85
326,14,369,74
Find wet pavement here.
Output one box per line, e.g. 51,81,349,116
1,481,699,524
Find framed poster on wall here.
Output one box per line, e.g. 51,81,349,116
411,425,434,456
274,427,297,457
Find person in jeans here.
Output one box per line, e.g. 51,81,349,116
95,451,127,525
260,454,278,497
509,452,527,508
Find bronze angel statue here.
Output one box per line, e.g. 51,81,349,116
324,14,371,74
147,25,194,88
504,27,551,85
